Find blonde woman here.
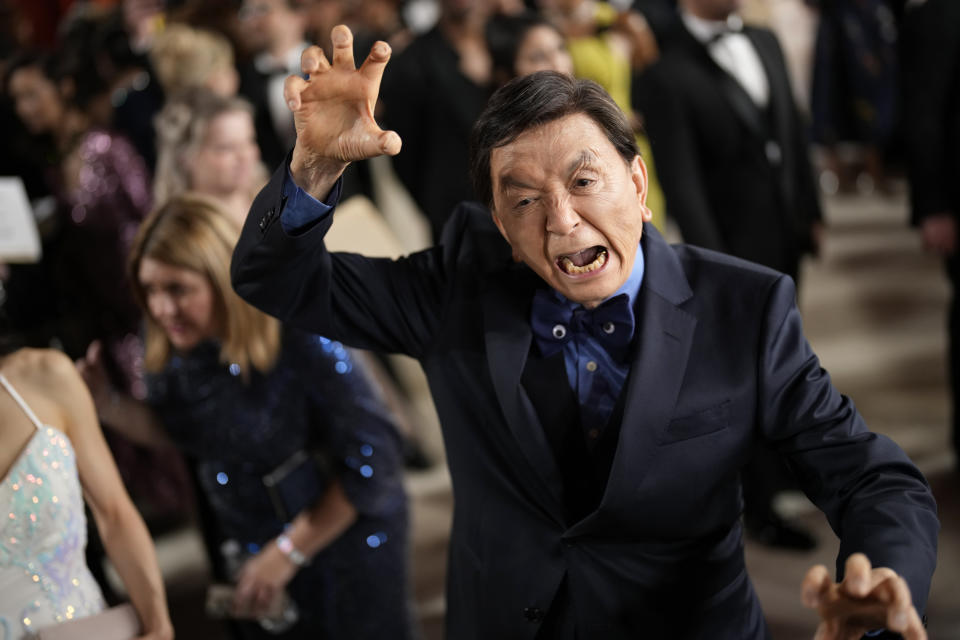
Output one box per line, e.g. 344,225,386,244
0,347,173,639
79,194,414,640
153,89,267,227
150,23,239,98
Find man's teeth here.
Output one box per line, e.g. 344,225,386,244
561,250,607,275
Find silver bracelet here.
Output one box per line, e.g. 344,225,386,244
275,533,309,567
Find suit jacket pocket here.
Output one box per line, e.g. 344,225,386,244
660,399,731,444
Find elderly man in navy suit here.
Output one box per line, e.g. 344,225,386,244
231,25,937,640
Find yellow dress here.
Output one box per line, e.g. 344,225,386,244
566,3,666,231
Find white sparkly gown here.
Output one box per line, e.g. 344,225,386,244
0,374,105,639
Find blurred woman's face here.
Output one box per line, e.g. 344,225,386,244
139,258,219,352
188,110,260,197
204,65,240,97
515,26,573,77
8,67,64,134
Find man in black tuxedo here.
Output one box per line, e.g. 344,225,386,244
901,0,960,472
237,0,310,170
231,25,935,639
636,0,825,548
380,0,493,242
637,0,821,282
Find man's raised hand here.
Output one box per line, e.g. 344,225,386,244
284,25,401,200
802,553,926,640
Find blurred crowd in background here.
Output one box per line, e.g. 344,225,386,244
0,0,956,638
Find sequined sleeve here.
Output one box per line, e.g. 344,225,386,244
291,332,407,518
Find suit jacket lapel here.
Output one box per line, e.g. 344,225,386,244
567,225,697,535
749,28,791,143
482,266,566,520
681,25,767,140
748,28,798,202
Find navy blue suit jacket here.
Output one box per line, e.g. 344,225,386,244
232,165,938,639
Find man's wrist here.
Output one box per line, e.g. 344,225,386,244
290,147,348,202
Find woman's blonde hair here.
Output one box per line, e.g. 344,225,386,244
153,88,260,206
150,23,235,97
128,193,281,378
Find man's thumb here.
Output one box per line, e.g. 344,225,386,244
380,130,401,156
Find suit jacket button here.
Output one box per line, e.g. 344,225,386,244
523,607,544,622
258,216,268,231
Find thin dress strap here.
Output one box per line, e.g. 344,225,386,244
0,373,45,431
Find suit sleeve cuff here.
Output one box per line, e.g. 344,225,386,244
280,165,342,234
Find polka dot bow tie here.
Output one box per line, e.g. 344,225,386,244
530,290,635,359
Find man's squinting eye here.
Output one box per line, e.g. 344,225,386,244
515,197,535,210
573,177,594,188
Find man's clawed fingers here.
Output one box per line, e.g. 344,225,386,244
284,74,307,112
302,45,330,76
331,24,355,69
839,553,875,599
801,563,833,609
802,554,926,640
840,554,920,635
283,25,401,162
360,40,391,86
287,35,393,112
868,573,924,638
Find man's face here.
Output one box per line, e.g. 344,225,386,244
490,113,650,309
240,0,302,52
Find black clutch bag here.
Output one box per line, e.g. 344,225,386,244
262,449,333,523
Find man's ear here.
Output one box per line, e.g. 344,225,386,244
630,155,652,222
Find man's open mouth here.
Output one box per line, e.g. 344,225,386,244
556,246,608,275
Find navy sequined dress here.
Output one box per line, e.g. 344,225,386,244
146,329,413,639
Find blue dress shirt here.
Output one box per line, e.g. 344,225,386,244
540,245,644,436
280,168,338,233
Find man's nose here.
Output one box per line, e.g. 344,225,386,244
544,194,580,235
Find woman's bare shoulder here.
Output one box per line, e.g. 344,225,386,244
3,347,73,377
1,348,84,402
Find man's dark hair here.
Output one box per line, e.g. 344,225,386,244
469,71,638,209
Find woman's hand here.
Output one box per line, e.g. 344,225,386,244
233,541,299,618
285,24,401,200
75,341,113,414
135,618,174,640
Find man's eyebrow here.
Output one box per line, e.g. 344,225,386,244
497,151,598,193
567,150,598,175
497,174,536,193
